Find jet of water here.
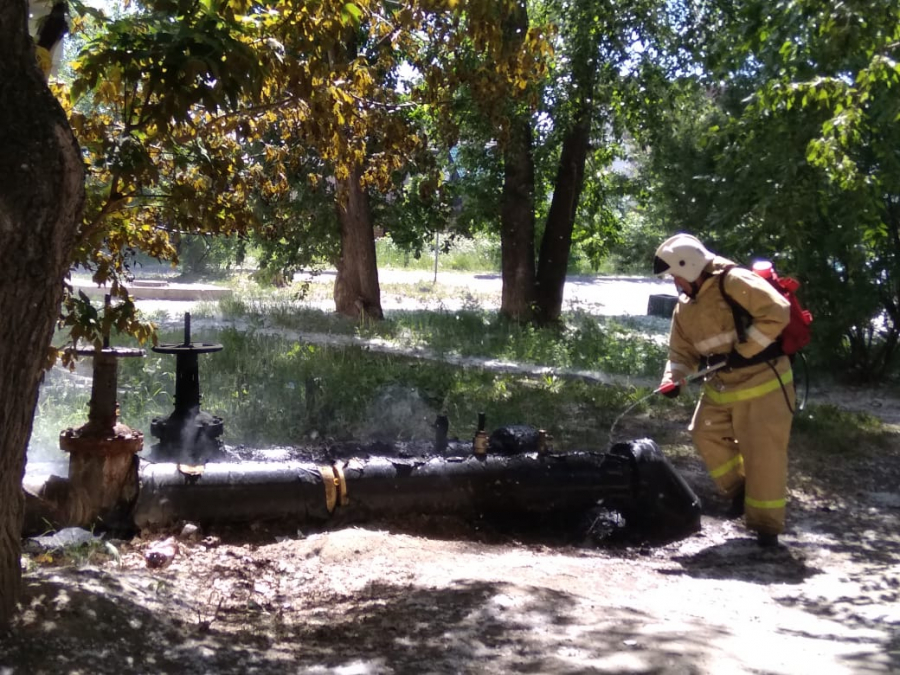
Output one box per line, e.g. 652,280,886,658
607,389,661,449
607,361,728,449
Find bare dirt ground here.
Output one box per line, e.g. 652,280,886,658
3,272,900,674
4,437,900,675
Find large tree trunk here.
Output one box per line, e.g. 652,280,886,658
497,1,536,322
332,166,383,320
499,115,537,321
0,1,84,626
534,114,591,324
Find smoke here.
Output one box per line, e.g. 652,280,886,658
27,365,91,467
355,384,438,443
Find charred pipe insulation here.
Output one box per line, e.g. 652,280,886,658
132,439,702,540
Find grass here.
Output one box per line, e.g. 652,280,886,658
375,233,501,273
23,528,120,569
30,321,663,460
378,281,496,309
374,232,612,276
214,279,671,377
791,404,893,456
365,309,667,376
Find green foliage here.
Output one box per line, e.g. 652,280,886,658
415,0,685,320
591,210,666,275
29,372,91,457
44,0,268,362
175,234,247,278
640,0,900,380
46,0,900,381
375,233,502,272
71,1,264,128
50,0,500,353
23,532,119,569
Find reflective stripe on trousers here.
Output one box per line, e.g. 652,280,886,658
691,369,794,534
702,368,793,405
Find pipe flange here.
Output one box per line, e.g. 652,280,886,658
473,431,489,456
320,464,349,514
177,464,205,486
334,463,348,506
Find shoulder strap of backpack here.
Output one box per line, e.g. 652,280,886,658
718,265,749,344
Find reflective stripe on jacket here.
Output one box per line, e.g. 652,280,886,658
663,256,791,395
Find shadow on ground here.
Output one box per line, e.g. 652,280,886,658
2,572,717,675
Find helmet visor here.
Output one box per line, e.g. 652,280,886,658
652,255,671,276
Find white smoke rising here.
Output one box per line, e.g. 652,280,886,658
355,384,438,443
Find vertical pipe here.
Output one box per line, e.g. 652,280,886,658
433,231,439,284
184,312,191,346
87,352,119,430
434,414,449,453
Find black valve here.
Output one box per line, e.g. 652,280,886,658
150,312,224,463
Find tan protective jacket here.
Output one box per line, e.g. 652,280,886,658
662,256,792,394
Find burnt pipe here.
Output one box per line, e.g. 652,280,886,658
132,438,702,543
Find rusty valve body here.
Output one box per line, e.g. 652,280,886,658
55,333,145,527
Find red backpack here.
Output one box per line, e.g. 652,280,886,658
720,261,813,356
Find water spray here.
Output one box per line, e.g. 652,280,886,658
607,361,728,447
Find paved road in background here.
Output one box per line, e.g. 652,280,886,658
295,269,676,316
97,268,677,317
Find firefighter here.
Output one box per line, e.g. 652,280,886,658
653,233,795,547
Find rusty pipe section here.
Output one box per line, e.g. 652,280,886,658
132,439,701,539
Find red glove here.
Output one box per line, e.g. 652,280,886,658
657,381,681,398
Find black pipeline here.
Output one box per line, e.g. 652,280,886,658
133,439,702,541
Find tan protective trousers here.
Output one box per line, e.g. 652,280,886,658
689,378,795,535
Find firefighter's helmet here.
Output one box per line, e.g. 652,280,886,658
653,234,715,283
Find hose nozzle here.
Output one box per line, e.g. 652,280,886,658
655,360,728,395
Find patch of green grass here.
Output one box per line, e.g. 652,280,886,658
30,369,92,457
34,323,888,463
791,404,894,456
24,532,119,569
379,281,496,309
31,328,642,453
203,330,641,448
217,284,358,336
44,283,881,461
375,233,501,273
360,309,667,377
212,283,669,377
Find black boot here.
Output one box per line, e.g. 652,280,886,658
757,532,779,548
727,485,746,518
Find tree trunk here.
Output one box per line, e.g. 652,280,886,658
0,0,84,627
498,1,536,322
499,115,537,321
535,114,591,324
332,166,384,320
